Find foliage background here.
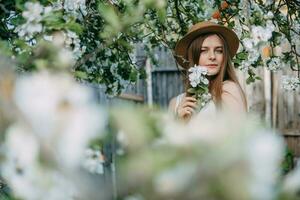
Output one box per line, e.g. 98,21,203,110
0,0,299,96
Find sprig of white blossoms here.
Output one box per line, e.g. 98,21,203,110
281,76,300,91
64,0,87,19
188,65,211,110
64,31,87,60
266,57,282,72
1,71,107,200
82,148,105,175
14,2,47,40
188,65,209,87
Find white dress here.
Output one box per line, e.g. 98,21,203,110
174,93,217,120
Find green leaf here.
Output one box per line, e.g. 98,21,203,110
0,40,13,56
187,88,196,94
156,9,166,23
246,76,255,84
129,69,138,82
139,68,147,79
43,11,65,30
236,52,248,60
34,59,48,70
255,76,262,80
98,3,121,30
233,59,241,65
65,21,84,35
75,71,88,79
228,21,235,29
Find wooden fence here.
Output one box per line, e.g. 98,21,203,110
91,46,300,157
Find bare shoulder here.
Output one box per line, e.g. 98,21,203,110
222,80,241,95
221,80,246,112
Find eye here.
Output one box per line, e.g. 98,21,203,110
215,49,223,53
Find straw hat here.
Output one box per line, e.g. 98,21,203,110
174,21,239,68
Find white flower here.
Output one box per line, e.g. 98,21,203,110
281,75,300,91
44,6,53,14
154,162,197,195
233,19,243,38
14,2,47,40
264,11,274,19
266,20,276,32
124,194,145,200
248,49,260,63
273,46,282,57
266,57,282,71
238,60,250,72
3,123,39,170
251,25,273,45
282,164,300,194
13,71,106,168
292,21,300,34
199,93,212,107
280,37,291,53
291,32,300,54
265,0,273,6
64,0,87,17
63,31,86,60
57,48,75,68
82,148,105,174
242,38,254,50
246,132,284,200
15,23,43,38
22,2,43,22
52,1,63,10
188,65,208,87
238,9,249,24
1,123,74,200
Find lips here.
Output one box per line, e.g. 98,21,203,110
206,64,218,68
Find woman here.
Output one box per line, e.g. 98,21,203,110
169,21,247,122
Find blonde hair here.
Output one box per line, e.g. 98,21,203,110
184,33,247,109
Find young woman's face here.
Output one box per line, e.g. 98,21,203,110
198,34,224,76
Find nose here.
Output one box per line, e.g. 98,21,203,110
208,50,216,60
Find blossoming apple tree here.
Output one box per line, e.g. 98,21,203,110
0,0,299,94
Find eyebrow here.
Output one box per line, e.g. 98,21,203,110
201,46,223,49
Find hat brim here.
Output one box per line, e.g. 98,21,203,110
174,24,239,69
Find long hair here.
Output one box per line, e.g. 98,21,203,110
184,33,247,109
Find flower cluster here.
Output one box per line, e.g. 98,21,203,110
0,61,299,199
116,109,300,200
188,65,209,87
2,0,300,95
0,69,107,200
187,65,211,110
64,0,87,18
281,76,300,91
14,2,47,40
64,31,86,60
82,148,105,175
266,57,283,72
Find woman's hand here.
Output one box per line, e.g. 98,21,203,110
176,96,197,121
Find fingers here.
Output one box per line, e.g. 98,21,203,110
184,97,197,102
177,106,195,118
176,96,198,120
183,107,195,115
182,101,197,109
180,97,197,109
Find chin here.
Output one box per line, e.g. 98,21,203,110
207,70,219,76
